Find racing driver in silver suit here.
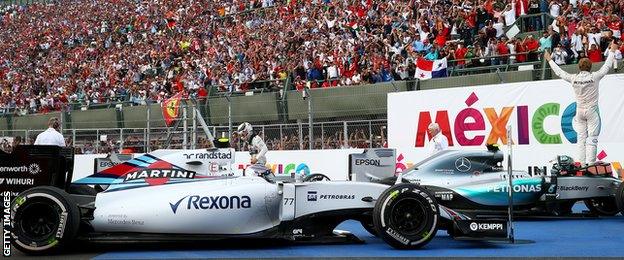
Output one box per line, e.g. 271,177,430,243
236,122,270,176
545,41,619,164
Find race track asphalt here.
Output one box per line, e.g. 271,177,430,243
8,203,624,259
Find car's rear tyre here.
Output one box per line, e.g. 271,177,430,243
10,186,80,255
303,173,331,182
614,182,624,216
373,184,439,249
584,197,619,216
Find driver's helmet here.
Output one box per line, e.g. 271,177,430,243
237,122,252,136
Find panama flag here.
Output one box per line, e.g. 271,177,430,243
415,57,448,80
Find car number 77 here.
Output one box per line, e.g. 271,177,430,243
284,198,295,205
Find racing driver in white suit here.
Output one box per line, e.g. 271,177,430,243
544,42,618,164
236,122,270,176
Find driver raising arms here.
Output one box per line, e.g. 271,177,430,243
236,122,269,175
544,41,618,165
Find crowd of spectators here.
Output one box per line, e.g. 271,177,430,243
1,0,623,116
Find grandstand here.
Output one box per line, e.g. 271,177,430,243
0,0,623,153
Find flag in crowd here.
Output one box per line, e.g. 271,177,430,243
415,57,448,80
161,92,183,126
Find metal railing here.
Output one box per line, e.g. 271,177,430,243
0,119,387,153
505,13,555,36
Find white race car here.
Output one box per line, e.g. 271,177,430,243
9,147,509,255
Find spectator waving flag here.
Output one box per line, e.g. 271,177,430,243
415,57,448,80
161,92,183,127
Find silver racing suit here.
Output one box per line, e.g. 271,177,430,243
548,51,615,164
247,133,269,175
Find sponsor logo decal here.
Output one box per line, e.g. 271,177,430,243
2,191,11,257
487,184,542,193
169,195,251,214
98,160,118,169
0,163,41,175
559,185,589,192
28,164,41,175
454,157,471,172
355,159,381,166
107,214,145,226
183,151,233,160
306,191,354,201
0,178,34,186
124,169,196,182
469,222,504,231
434,191,454,201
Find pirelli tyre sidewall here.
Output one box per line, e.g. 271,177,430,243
373,184,439,249
10,186,80,255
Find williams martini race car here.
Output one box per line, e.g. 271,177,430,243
7,146,511,255
353,146,624,218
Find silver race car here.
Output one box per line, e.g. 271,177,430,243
8,146,509,255
351,146,624,218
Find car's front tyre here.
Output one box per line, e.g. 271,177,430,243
10,186,81,255
373,184,439,249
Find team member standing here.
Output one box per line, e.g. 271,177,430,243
544,42,618,164
34,117,65,147
236,122,269,175
427,123,449,156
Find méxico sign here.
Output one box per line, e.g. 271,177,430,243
388,74,624,172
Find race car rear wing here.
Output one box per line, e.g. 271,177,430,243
348,148,396,182
0,145,74,200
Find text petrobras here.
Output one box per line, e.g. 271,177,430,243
2,191,11,257
306,191,355,201
124,169,196,182
169,195,251,214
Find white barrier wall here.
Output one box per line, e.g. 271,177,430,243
388,74,624,172
72,149,363,182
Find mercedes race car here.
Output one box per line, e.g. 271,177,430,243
354,146,624,218
7,146,510,255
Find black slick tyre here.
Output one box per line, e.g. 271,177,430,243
10,186,81,255
373,184,439,249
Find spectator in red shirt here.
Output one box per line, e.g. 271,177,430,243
587,44,603,62
454,43,469,68
497,37,511,64
524,35,540,61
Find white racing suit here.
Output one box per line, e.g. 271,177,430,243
246,133,269,176
548,51,615,164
